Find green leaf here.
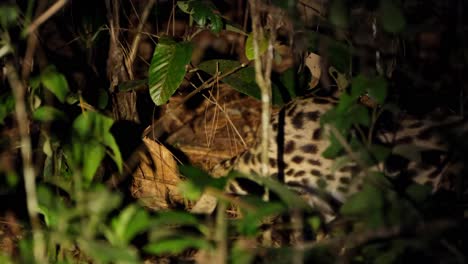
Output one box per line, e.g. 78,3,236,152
367,76,388,104
72,111,113,142
231,171,310,210
0,254,13,264
365,171,393,189
5,171,18,187
37,186,57,227
329,0,348,28
103,133,123,172
341,184,384,217
152,211,202,228
232,241,256,264
97,88,109,109
349,105,370,127
308,216,323,232
369,144,391,163
279,67,298,98
379,0,406,33
84,185,122,214
33,106,68,122
322,134,343,159
144,237,212,254
237,201,285,236
19,239,34,264
189,1,223,33
78,240,139,264
81,143,105,183
66,93,79,104
70,112,122,181
41,66,70,103
109,204,150,246
37,185,69,228
148,38,193,106
0,5,18,27
351,75,370,99
335,92,354,113
245,32,269,61
179,165,227,200
328,42,353,74
0,44,12,58
177,1,191,13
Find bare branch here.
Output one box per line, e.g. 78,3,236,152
126,0,157,80
6,62,46,263
25,0,69,35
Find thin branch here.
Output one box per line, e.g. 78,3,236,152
6,63,46,263
248,0,274,179
21,0,49,80
126,0,157,80
25,0,69,35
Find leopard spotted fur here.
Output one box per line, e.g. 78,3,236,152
191,95,463,219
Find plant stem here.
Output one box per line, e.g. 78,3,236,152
6,62,46,263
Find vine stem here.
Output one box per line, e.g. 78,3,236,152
248,0,274,180
6,63,46,262
126,0,157,80
248,0,276,248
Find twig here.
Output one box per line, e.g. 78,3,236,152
202,92,248,148
6,63,46,263
248,0,274,179
126,0,157,80
21,0,49,80
25,0,69,35
249,0,277,248
213,201,228,263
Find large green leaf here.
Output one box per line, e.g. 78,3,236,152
69,112,123,184
41,66,70,103
367,75,388,104
340,184,385,228
189,1,223,33
0,5,18,28
78,239,139,264
106,205,151,246
179,165,227,200
33,106,68,122
148,38,193,106
245,32,269,61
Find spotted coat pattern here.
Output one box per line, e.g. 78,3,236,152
191,96,463,218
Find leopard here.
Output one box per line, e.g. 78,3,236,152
190,94,465,221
